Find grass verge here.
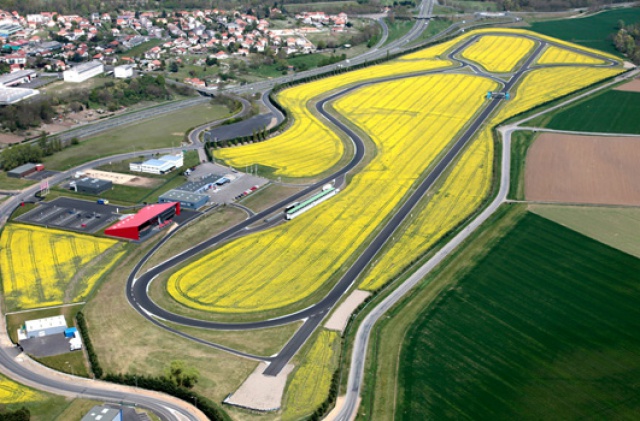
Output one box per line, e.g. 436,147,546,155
508,130,537,200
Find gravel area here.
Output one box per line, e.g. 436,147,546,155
223,362,294,411
324,290,370,333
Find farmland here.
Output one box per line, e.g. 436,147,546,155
214,53,453,179
537,45,605,65
0,224,123,311
529,7,640,57
530,204,640,258
168,74,497,314
396,212,640,419
525,133,640,206
282,329,340,420
0,374,40,404
461,35,535,72
532,90,640,134
360,62,621,290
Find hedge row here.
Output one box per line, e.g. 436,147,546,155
75,311,103,378
76,312,229,420
103,373,229,421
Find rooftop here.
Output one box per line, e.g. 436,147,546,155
0,87,39,105
25,315,67,332
159,189,209,204
176,174,221,192
105,202,178,232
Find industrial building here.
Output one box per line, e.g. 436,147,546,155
0,69,37,87
176,174,221,194
129,153,184,175
63,61,104,83
114,64,134,78
70,177,112,195
0,23,23,38
0,86,39,104
81,406,122,421
159,190,209,210
104,202,180,240
7,162,44,178
24,316,67,338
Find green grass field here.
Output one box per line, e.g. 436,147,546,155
44,104,231,170
397,212,640,420
383,19,414,46
529,7,640,56
0,172,37,190
508,130,537,200
530,204,640,258
530,90,640,134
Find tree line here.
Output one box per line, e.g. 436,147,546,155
613,20,640,64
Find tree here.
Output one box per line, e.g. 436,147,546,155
169,61,179,72
165,360,199,389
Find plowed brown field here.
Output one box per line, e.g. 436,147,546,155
614,78,640,92
525,133,640,205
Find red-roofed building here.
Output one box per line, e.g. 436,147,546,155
104,202,180,240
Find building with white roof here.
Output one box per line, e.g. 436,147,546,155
0,86,39,104
129,153,183,175
114,64,134,78
24,315,67,338
63,60,104,83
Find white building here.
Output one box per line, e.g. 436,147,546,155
63,61,104,83
114,64,134,78
24,316,67,338
129,153,183,175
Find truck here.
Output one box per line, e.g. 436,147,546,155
97,198,109,205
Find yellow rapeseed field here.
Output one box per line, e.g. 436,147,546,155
360,65,623,291
168,73,498,313
461,35,536,72
537,45,606,65
0,224,121,311
214,57,452,178
361,128,493,290
282,330,339,420
0,374,41,404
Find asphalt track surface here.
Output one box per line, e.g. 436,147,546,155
128,32,619,376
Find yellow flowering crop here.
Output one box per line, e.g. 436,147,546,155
0,374,41,404
0,224,121,311
168,74,497,313
492,66,623,123
461,35,536,73
214,58,452,178
361,128,493,290
537,45,606,65
282,330,339,420
360,65,622,290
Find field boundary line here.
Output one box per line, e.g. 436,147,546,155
518,127,640,137
5,302,86,316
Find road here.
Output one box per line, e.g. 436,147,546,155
126,34,549,374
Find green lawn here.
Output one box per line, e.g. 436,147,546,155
35,351,89,378
124,39,164,58
0,172,37,190
531,90,640,134
44,104,231,171
383,19,414,46
397,212,640,420
529,7,640,57
508,130,538,200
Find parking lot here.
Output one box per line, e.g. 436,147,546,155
20,334,75,358
16,197,124,233
189,162,269,204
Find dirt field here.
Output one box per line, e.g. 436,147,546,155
614,78,640,92
525,133,640,205
82,169,160,188
0,133,24,145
